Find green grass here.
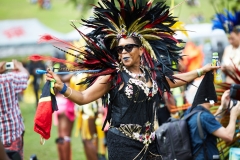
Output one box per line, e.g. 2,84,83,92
0,0,223,34
20,101,86,160
0,0,85,33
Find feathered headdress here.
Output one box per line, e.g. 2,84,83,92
30,0,185,96
212,9,240,34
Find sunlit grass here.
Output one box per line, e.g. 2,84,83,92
20,90,86,159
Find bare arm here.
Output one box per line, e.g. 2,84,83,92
47,69,111,105
60,74,73,83
167,63,220,88
212,101,240,142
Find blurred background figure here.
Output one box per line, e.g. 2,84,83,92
74,73,98,160
74,72,107,160
37,0,51,9
95,99,107,160
221,27,240,83
28,60,46,108
212,9,240,84
0,60,29,160
52,50,76,160
76,101,98,160
181,41,205,104
54,74,75,160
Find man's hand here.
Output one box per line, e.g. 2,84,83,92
221,90,230,109
231,101,240,117
13,59,24,71
0,61,6,74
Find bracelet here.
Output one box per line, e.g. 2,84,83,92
59,83,67,94
196,69,203,77
63,87,72,98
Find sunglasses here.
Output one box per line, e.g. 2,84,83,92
115,44,140,54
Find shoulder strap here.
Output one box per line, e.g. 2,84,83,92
193,112,208,160
183,110,202,120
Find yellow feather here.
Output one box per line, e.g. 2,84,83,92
105,33,119,39
138,28,160,34
103,29,118,34
142,34,161,40
171,21,188,37
131,20,151,34
140,37,157,60
128,17,143,33
110,39,117,49
108,18,121,33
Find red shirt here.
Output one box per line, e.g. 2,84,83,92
0,72,28,145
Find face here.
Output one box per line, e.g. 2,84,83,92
228,32,240,48
117,37,143,68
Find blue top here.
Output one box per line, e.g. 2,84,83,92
185,105,222,160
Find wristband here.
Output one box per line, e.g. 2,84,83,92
196,69,203,77
63,87,72,98
59,83,67,94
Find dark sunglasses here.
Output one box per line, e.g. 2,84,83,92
115,44,140,54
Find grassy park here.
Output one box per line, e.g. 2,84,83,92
20,81,86,160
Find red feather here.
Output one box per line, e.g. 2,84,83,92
29,54,79,66
144,12,169,29
141,0,153,16
38,34,79,51
157,33,178,43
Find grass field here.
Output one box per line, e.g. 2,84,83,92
19,79,86,160
0,0,85,33
20,101,87,160
0,0,218,34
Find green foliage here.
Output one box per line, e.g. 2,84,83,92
210,0,240,13
0,0,81,33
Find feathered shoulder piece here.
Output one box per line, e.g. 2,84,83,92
31,0,184,95
212,9,240,34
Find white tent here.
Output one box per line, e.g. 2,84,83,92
65,26,93,41
174,23,228,47
0,18,68,58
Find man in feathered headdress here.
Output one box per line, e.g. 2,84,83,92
212,10,240,83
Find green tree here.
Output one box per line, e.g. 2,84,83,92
67,0,97,18
210,0,240,13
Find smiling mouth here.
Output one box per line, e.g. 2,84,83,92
123,57,130,61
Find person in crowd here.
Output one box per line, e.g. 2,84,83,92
33,0,220,159
52,60,75,160
186,71,240,160
74,73,106,160
0,60,29,160
77,101,98,160
222,27,240,83
28,60,46,107
212,10,240,83
54,74,75,160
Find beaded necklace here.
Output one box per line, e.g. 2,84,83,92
123,66,146,83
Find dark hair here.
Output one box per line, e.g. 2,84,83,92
232,26,240,34
117,36,142,46
131,36,142,46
